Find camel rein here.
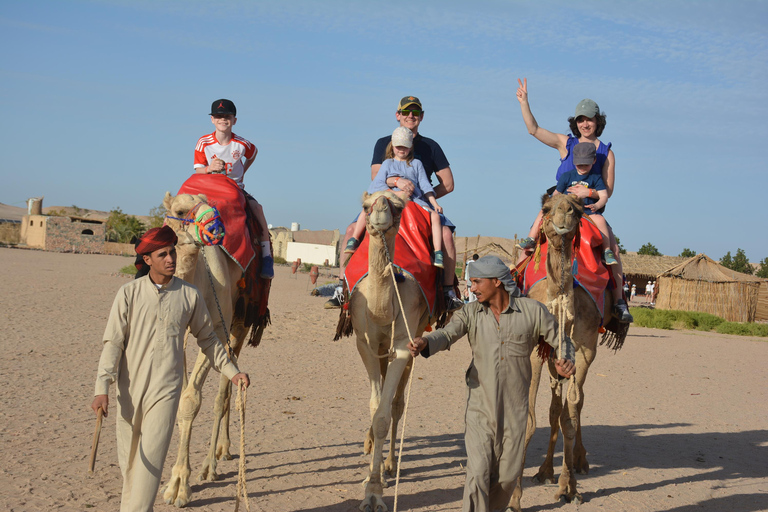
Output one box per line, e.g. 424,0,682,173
369,223,416,512
550,236,580,405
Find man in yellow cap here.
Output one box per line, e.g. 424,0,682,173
91,226,249,512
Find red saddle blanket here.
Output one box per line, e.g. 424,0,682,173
177,174,255,273
522,217,610,320
344,202,438,315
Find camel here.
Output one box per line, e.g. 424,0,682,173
348,191,431,512
160,192,268,508
509,193,609,511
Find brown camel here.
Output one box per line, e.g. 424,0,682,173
509,193,611,511
160,192,267,508
348,191,431,512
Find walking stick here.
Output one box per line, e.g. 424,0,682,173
88,407,104,474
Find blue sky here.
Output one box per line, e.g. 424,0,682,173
2,1,767,262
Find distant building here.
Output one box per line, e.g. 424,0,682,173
21,214,106,253
269,226,340,266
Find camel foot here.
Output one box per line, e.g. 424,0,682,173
555,491,582,505
531,472,556,485
197,456,219,482
359,494,387,512
162,468,191,508
574,456,590,475
384,456,397,477
215,442,233,461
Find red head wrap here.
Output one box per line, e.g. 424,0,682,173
135,226,178,257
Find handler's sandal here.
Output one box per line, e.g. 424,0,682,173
516,237,536,250
260,255,275,279
613,299,634,323
604,249,619,266
433,250,445,268
344,237,359,254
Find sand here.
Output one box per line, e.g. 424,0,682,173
0,246,766,512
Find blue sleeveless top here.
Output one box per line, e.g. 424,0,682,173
555,135,611,181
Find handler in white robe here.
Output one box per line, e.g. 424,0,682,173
91,226,249,512
409,256,575,512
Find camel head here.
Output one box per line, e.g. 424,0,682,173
361,190,407,239
162,192,214,247
541,193,584,244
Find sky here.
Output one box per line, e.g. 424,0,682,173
2,1,767,262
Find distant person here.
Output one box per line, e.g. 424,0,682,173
650,281,657,304
645,281,652,301
408,255,575,512
327,95,460,310
465,253,479,302
630,283,637,302
194,99,274,279
514,78,631,322
91,226,250,512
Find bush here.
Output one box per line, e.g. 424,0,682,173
629,308,764,337
120,264,138,275
274,256,287,265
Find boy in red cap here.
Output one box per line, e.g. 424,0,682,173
91,226,250,511
194,99,274,279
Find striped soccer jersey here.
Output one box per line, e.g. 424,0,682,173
194,132,257,188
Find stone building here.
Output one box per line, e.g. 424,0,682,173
21,214,106,253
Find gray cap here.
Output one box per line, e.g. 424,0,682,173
573,142,596,165
574,98,599,118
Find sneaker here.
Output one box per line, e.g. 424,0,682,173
324,286,344,309
445,294,464,312
344,237,359,254
433,250,444,268
260,255,274,279
613,299,633,323
516,237,536,250
604,249,618,266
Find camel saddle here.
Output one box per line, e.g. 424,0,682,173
177,174,271,338
344,201,439,316
517,216,611,323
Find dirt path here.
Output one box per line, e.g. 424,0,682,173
0,247,765,511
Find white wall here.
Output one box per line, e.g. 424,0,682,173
286,242,337,266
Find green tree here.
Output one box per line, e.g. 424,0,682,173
638,242,661,256
757,257,768,279
615,236,627,255
106,208,146,243
147,203,166,229
679,248,696,258
720,251,733,269
730,248,753,275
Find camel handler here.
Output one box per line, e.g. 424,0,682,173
90,225,250,512
408,255,575,512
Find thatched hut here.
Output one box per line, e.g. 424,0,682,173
621,253,687,290
654,254,764,323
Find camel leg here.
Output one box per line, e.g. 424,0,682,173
163,350,213,508
361,349,411,512
509,353,545,512
532,363,562,485
573,344,595,475
357,335,384,457
384,357,413,476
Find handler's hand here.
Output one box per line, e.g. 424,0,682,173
408,337,427,357
208,155,225,174
395,178,415,197
554,359,575,378
566,184,591,199
231,373,250,388
92,395,109,418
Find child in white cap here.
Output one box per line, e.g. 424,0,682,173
346,126,446,269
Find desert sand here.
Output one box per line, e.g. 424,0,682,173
0,246,766,512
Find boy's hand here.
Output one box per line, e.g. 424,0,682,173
586,203,598,212
208,156,225,174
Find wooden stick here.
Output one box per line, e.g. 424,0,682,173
88,407,104,474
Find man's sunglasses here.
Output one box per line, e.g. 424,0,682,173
398,109,423,117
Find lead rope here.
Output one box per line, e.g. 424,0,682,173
234,381,250,512
372,225,417,512
553,236,580,405
201,246,253,510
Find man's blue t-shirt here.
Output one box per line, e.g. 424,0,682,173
371,133,449,184
555,170,606,215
